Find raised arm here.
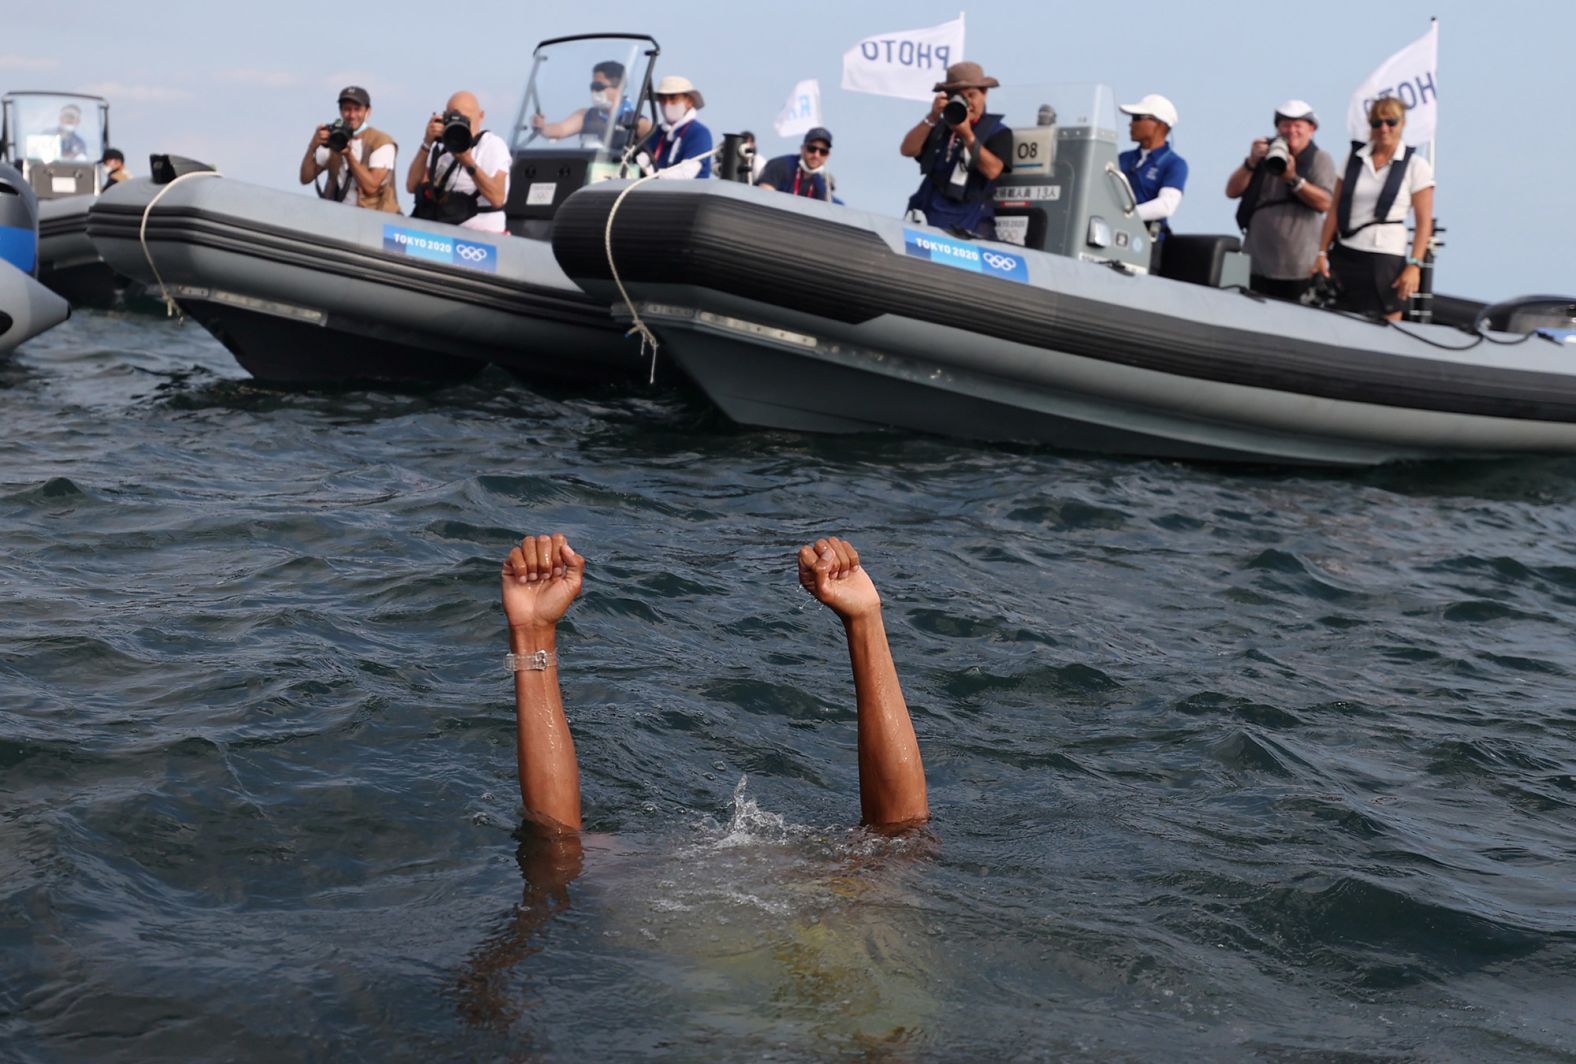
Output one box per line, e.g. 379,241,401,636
798,537,929,828
501,533,585,833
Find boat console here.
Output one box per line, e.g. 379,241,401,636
0,92,110,201
990,84,1248,288
503,34,660,238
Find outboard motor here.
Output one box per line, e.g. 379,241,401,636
715,133,754,184
0,161,40,275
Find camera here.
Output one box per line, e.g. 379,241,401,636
1263,135,1292,175
325,118,354,152
941,93,969,126
440,110,473,154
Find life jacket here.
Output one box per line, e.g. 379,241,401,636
322,126,401,214
1235,140,1322,232
1337,142,1414,239
582,99,634,145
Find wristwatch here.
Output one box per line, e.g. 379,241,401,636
1405,256,1423,267
1289,177,1306,193
464,163,478,176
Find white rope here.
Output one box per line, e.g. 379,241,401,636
138,170,222,319
602,145,723,385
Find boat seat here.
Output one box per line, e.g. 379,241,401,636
1157,234,1243,288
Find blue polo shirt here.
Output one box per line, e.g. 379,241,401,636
1118,141,1188,214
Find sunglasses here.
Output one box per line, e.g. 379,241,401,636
590,81,616,92
1369,116,1401,129
1130,114,1156,122
804,144,829,156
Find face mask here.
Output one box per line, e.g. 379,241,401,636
662,102,687,125
593,90,618,109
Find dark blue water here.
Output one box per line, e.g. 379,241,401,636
4,312,1573,1062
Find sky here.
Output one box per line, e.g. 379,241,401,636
6,0,1572,301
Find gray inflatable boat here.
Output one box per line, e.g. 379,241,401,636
84,33,673,386
552,86,1576,467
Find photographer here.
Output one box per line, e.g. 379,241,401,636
899,62,1012,239
298,86,400,214
1225,100,1334,301
404,91,511,233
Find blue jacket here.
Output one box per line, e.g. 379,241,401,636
653,117,714,178
906,113,1009,237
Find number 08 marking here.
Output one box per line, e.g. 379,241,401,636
1016,141,1039,160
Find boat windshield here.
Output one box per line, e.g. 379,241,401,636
1,93,109,165
510,34,659,155
986,82,1120,142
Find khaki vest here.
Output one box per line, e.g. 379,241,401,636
324,126,401,214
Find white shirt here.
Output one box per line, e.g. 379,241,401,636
1337,143,1435,256
431,130,511,233
314,136,396,207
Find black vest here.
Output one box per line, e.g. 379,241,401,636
1336,143,1414,239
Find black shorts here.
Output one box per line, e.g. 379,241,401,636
1249,274,1311,302
1330,243,1407,318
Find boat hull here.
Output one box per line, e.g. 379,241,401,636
88,177,640,385
553,182,1576,466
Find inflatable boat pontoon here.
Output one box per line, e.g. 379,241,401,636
0,161,69,354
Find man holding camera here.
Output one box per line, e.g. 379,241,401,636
757,127,834,201
298,86,400,214
1225,100,1335,301
405,91,511,233
900,62,1012,240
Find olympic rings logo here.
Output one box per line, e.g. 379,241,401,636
456,244,491,262
981,251,1020,271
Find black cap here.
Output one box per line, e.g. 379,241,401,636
338,85,371,108
102,148,124,164
802,126,832,148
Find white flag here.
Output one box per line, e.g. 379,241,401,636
841,15,964,102
1347,21,1438,147
773,79,822,138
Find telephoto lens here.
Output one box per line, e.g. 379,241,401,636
1263,136,1291,175
325,119,352,152
441,111,474,154
941,94,969,126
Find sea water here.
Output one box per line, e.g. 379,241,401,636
2,312,1572,1061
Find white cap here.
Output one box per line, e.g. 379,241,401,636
1119,93,1178,129
1273,99,1319,127
654,75,704,110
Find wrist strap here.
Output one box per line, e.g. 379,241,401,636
506,650,557,672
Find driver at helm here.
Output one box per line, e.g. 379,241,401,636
530,60,651,147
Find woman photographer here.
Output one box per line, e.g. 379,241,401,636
1313,97,1435,321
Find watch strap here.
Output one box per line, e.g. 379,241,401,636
506,650,557,672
